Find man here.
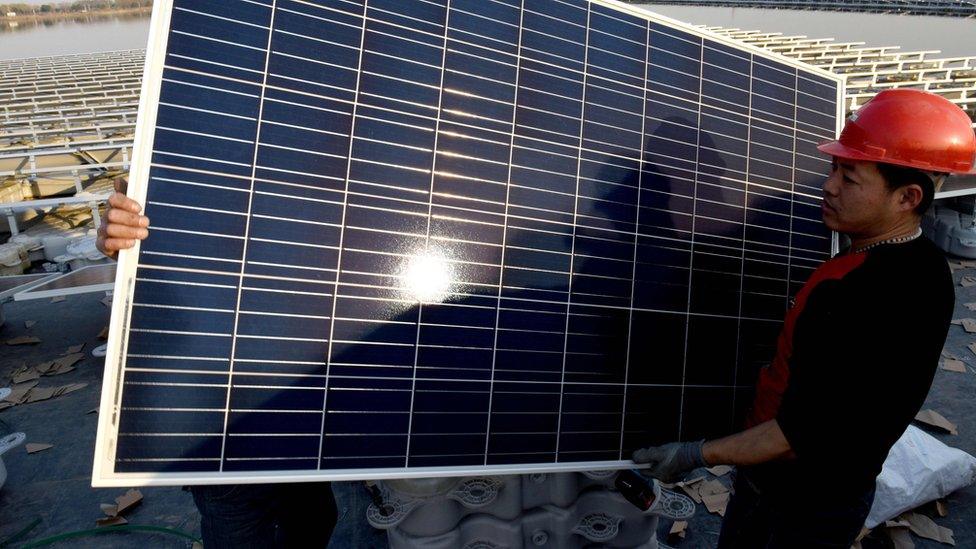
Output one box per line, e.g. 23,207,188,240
634,89,973,547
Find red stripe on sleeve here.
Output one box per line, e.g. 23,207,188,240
745,251,868,428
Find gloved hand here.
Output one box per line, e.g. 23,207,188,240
631,440,708,483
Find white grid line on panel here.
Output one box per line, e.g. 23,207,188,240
217,0,279,472
676,30,705,442
618,17,652,460
484,0,527,466
555,3,592,462
405,0,455,467
730,51,756,430
317,0,370,469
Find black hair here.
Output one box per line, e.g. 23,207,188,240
876,163,938,215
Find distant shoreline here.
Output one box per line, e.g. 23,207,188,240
2,7,151,24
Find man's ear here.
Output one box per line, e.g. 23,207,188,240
897,184,923,212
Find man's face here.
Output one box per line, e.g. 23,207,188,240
821,159,901,237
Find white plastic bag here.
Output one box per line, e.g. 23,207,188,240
866,425,976,528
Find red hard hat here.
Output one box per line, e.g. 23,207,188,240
818,89,976,175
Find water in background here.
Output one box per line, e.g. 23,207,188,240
0,4,972,60
0,14,150,60
642,4,976,58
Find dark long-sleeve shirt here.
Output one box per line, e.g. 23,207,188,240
745,236,954,496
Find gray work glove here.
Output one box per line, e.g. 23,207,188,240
631,440,708,483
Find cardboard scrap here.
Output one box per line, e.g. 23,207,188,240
5,336,41,346
698,478,731,516
702,491,730,516
11,365,40,384
675,476,705,503
669,520,688,540
46,363,73,376
961,276,976,287
941,359,968,373
886,526,916,549
63,382,88,396
64,344,85,354
25,383,87,404
915,409,958,435
698,478,730,497
50,296,65,303
24,320,36,329
114,489,143,516
55,354,83,370
25,443,53,454
936,499,949,518
98,326,109,340
706,464,733,477
901,512,955,546
32,362,52,376
4,381,38,404
961,260,976,268
2,382,87,409
28,353,84,379
25,387,57,403
102,489,143,518
962,319,976,333
96,516,128,527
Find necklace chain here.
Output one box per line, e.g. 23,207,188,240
851,227,922,254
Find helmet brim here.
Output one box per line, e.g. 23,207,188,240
817,140,881,164
818,140,976,175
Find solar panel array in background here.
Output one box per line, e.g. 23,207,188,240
108,0,838,477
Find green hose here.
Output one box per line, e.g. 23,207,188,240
20,524,201,548
0,518,41,547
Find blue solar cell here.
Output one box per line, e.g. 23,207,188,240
796,108,835,133
183,0,272,25
587,38,644,77
646,64,699,103
174,8,267,48
753,58,795,88
276,2,362,36
115,434,223,463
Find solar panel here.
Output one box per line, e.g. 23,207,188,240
0,273,55,301
93,0,842,486
12,264,115,301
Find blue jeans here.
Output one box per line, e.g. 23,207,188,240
717,469,874,549
329,482,389,548
190,481,388,549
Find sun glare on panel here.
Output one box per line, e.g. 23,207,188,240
402,249,454,303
